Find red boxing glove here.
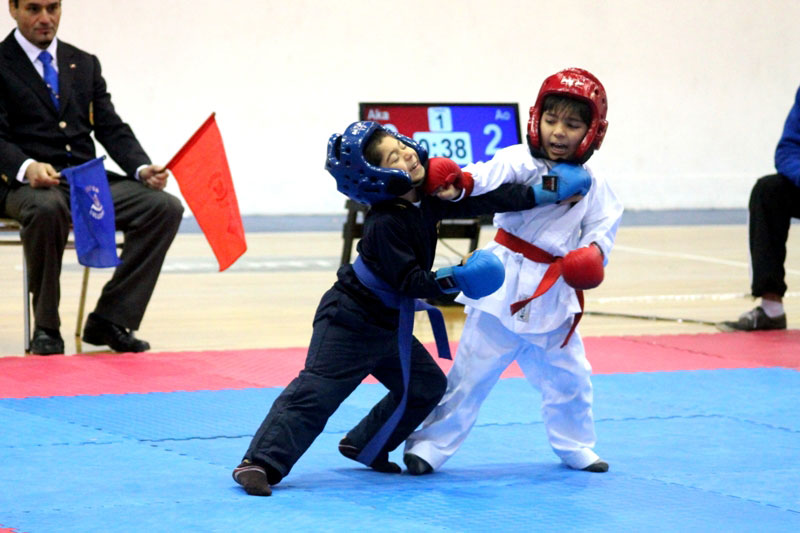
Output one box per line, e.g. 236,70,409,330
422,157,475,197
561,245,604,290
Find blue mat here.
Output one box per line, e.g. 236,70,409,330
1,368,798,532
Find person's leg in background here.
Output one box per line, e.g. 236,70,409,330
4,184,71,354
82,179,183,352
722,174,800,331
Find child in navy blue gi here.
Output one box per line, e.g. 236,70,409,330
232,121,592,496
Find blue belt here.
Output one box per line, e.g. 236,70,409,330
351,255,451,467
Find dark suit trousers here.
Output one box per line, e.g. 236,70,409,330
748,174,800,298
5,177,183,331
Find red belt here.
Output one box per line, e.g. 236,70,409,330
494,228,583,348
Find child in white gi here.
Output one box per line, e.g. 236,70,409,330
404,68,624,475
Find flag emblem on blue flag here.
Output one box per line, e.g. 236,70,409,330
60,157,121,268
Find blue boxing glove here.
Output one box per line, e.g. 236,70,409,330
434,250,505,299
532,163,592,205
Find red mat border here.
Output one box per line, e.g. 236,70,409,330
1,331,797,399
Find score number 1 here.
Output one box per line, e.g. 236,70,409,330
414,106,473,165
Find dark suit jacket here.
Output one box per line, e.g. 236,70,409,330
0,31,151,214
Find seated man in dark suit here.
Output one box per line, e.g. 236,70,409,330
0,0,184,355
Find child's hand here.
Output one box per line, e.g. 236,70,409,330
435,250,505,298
561,244,604,289
422,158,474,199
562,194,585,203
432,183,462,201
532,163,592,206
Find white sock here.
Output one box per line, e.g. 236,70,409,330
760,299,785,318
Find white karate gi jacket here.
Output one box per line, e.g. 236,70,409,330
457,144,624,334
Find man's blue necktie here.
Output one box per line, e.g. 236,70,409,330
38,50,59,110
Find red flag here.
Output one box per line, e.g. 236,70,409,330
166,113,246,271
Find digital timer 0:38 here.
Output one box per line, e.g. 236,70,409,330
412,131,473,165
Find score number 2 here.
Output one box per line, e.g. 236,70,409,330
483,124,503,156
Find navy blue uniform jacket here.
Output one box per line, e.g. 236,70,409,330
332,183,537,329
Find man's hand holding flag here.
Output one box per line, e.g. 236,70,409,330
61,157,121,269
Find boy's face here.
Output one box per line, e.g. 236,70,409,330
375,136,425,185
539,107,589,161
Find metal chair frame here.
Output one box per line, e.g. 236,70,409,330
339,199,484,266
0,217,102,353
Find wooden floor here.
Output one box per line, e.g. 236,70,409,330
1,223,798,357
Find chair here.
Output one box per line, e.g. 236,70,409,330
0,217,101,353
339,199,485,266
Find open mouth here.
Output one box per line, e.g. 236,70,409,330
547,142,571,158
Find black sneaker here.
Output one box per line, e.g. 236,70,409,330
718,306,787,332
338,437,401,473
403,453,434,476
232,460,271,496
582,459,609,473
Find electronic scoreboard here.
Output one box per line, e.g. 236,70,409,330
358,103,523,166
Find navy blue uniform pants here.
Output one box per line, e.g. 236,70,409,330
244,287,447,484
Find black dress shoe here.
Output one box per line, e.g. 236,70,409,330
30,327,64,355
82,313,150,353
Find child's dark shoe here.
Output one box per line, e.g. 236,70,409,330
403,453,434,475
233,460,272,496
582,459,609,473
338,437,401,473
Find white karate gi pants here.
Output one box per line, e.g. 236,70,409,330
405,308,600,470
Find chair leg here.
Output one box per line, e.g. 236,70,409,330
340,201,359,267
23,253,30,353
468,224,480,253
75,266,90,353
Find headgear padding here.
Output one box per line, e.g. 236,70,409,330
325,121,429,205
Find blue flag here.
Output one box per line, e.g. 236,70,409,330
61,157,121,268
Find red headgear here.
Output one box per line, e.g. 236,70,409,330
527,68,608,164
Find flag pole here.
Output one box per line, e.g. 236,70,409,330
165,112,217,170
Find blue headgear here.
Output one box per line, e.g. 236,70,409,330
325,121,429,205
